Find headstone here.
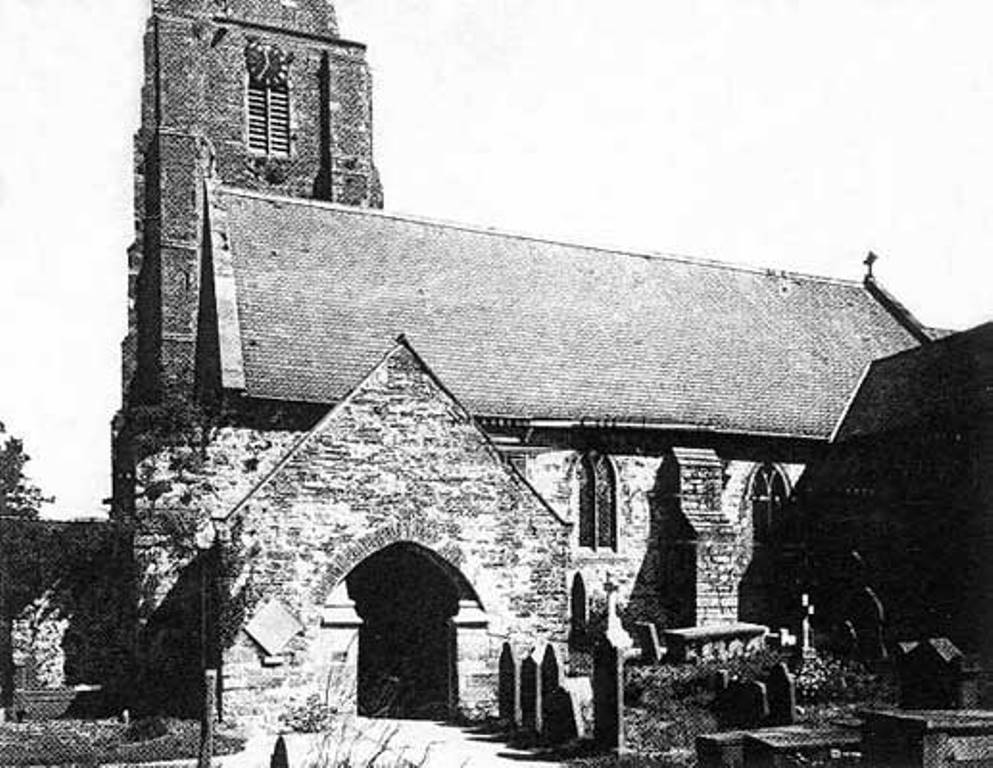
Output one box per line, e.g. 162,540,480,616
719,680,769,729
711,669,730,695
540,644,576,744
498,643,518,727
851,586,887,662
593,634,624,750
897,636,978,709
592,578,633,751
634,622,663,664
270,735,289,768
766,662,797,726
520,648,540,734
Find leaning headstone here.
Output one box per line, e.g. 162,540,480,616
851,586,887,662
520,647,540,734
634,622,664,664
766,662,797,726
498,642,519,727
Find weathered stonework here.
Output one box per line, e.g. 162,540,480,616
134,342,571,726
124,0,380,403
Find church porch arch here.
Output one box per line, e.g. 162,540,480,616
319,534,494,720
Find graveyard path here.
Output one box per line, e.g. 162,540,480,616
344,717,566,768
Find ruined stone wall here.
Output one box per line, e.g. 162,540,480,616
0,519,131,707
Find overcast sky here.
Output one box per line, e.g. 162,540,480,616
0,1,991,517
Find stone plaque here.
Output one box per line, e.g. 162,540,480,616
244,599,305,656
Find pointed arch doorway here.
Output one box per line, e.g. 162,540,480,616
343,542,487,719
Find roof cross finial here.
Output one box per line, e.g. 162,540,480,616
864,251,879,279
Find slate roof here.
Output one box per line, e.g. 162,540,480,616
214,186,922,439
834,322,993,441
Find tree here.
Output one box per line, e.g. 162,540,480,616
0,422,51,518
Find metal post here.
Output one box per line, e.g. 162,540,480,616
198,668,217,768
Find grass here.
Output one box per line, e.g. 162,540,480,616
0,717,245,766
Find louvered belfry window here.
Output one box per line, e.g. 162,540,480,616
245,39,292,156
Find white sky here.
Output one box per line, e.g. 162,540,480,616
0,0,990,518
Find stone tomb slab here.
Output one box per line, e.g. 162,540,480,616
664,622,768,664
743,725,861,768
862,709,993,768
698,725,859,768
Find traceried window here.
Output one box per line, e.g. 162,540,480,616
577,452,617,551
750,463,789,544
245,39,292,156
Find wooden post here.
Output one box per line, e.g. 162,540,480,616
198,668,217,768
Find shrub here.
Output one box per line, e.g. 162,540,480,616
123,715,169,743
795,653,893,705
280,693,334,734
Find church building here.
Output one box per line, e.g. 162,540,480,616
116,0,933,725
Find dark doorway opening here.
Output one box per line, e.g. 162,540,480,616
347,543,460,719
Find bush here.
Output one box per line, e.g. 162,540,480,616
279,693,334,734
795,653,894,706
123,716,169,743
624,650,785,752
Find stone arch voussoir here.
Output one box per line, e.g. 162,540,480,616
315,520,499,615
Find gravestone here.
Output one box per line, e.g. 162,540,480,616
711,669,730,695
852,586,887,662
719,680,769,729
270,735,288,768
498,642,518,727
593,634,624,750
520,647,540,734
766,662,797,726
592,578,633,751
897,637,979,710
541,644,577,744
634,622,663,664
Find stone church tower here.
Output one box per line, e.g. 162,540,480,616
123,0,381,406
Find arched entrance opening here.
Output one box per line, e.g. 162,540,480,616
346,542,467,719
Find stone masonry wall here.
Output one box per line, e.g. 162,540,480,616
131,343,571,725
126,5,379,402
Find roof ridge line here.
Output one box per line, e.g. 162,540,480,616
217,185,864,287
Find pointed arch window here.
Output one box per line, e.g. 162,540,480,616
245,40,292,156
751,463,789,544
577,452,617,551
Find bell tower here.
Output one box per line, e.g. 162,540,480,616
123,0,382,405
